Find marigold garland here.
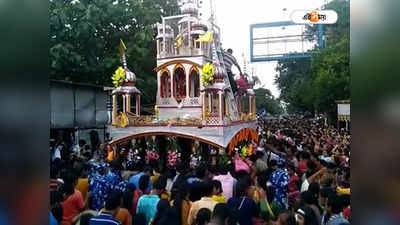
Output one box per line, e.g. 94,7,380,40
228,128,259,154
111,66,126,87
201,63,215,86
240,146,248,158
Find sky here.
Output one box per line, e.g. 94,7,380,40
199,0,329,97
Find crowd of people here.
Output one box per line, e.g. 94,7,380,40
50,117,350,225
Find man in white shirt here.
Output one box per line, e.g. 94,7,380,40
51,144,62,161
72,139,86,158
301,167,326,192
319,150,333,163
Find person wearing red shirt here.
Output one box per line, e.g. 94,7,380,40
288,164,299,193
61,172,85,225
297,152,309,178
287,163,301,207
343,206,350,221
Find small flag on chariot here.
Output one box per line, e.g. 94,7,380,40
196,31,213,43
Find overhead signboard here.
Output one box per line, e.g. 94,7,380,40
337,103,350,116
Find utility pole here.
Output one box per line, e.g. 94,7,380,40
242,53,247,74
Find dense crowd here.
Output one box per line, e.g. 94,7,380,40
50,117,350,225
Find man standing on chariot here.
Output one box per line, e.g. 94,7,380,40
222,48,243,95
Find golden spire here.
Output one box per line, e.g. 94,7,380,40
119,39,127,57
119,39,127,69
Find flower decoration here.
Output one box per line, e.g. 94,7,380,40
125,149,135,169
145,137,160,162
146,150,160,161
127,149,134,161
165,137,181,168
247,144,253,156
201,63,215,86
134,149,142,161
240,146,248,158
111,66,126,87
190,153,201,169
236,75,250,90
167,151,179,168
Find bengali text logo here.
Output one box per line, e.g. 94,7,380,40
291,10,338,24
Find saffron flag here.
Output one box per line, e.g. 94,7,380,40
175,35,183,48
196,31,213,42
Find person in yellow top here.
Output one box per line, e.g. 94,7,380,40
187,181,218,225
151,170,160,185
75,178,89,203
211,180,226,203
159,189,170,201
74,163,89,205
171,183,192,225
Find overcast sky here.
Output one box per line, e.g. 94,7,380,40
200,0,329,97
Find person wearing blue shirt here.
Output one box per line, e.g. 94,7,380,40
269,159,290,209
89,162,111,211
187,177,201,184
105,169,122,190
136,177,164,225
128,166,153,192
50,211,58,225
186,164,207,184
90,173,110,211
105,160,122,190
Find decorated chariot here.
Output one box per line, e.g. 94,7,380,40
107,0,258,168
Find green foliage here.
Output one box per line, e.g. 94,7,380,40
217,153,231,166
274,58,313,113
50,0,180,105
166,137,180,152
255,88,283,115
311,35,350,116
274,0,349,118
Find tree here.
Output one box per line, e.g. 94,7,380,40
50,0,180,105
274,0,349,119
255,88,283,115
311,34,350,117
274,57,314,113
